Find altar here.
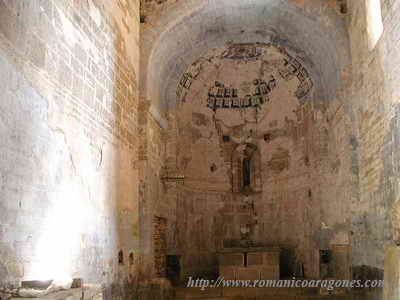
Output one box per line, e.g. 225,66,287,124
218,247,280,280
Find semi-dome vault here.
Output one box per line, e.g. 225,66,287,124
177,43,314,111
140,0,351,126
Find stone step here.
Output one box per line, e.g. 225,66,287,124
175,287,382,300
176,296,352,300
177,298,233,300
222,287,319,297
175,287,319,298
175,287,352,300
175,287,223,298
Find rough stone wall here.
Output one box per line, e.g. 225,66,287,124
153,216,167,277
139,0,363,286
139,0,179,22
140,0,350,128
137,108,170,280
140,0,347,26
167,43,355,280
0,0,140,298
347,0,400,280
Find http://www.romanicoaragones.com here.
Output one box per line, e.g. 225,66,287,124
186,277,384,291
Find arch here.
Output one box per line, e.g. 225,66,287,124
232,143,262,194
140,0,351,126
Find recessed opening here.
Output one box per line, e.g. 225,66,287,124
337,0,348,14
118,250,124,265
340,2,347,14
166,255,181,285
320,249,332,264
223,135,230,142
320,249,333,278
71,278,83,288
129,252,134,266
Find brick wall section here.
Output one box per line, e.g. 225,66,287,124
347,0,400,279
164,43,355,280
0,0,139,146
0,0,140,298
153,216,167,277
137,102,171,281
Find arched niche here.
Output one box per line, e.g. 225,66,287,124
232,143,262,194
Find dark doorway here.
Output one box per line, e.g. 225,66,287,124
280,248,296,278
320,249,332,278
166,255,181,286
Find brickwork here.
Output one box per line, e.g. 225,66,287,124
136,104,170,281
0,0,140,299
0,0,139,148
164,43,355,280
347,0,400,281
2,0,400,299
154,216,168,277
139,0,400,290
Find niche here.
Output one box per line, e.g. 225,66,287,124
223,135,231,142
280,248,296,278
118,250,124,265
320,249,332,278
166,255,181,285
232,143,262,194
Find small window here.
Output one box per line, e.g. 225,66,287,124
210,163,217,172
118,250,124,265
264,133,271,142
320,250,332,264
366,0,383,50
340,1,348,14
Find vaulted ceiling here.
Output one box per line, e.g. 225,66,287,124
140,0,351,126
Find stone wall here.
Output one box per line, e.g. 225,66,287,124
153,216,167,277
166,43,355,281
139,1,354,283
347,0,400,281
140,0,400,287
0,0,140,298
137,105,170,280
3,0,399,297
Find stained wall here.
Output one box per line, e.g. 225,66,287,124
166,43,355,280
0,0,140,298
347,0,400,282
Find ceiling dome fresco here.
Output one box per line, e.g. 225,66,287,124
177,43,314,112
140,0,351,124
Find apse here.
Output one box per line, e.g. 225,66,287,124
140,0,351,123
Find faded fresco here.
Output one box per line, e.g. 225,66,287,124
167,42,354,280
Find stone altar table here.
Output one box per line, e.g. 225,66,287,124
218,247,280,280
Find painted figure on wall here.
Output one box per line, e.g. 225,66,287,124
232,143,262,194
243,150,252,188
242,144,257,193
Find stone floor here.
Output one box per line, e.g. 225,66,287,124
174,287,382,300
10,286,102,300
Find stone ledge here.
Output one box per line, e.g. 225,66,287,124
11,285,102,300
